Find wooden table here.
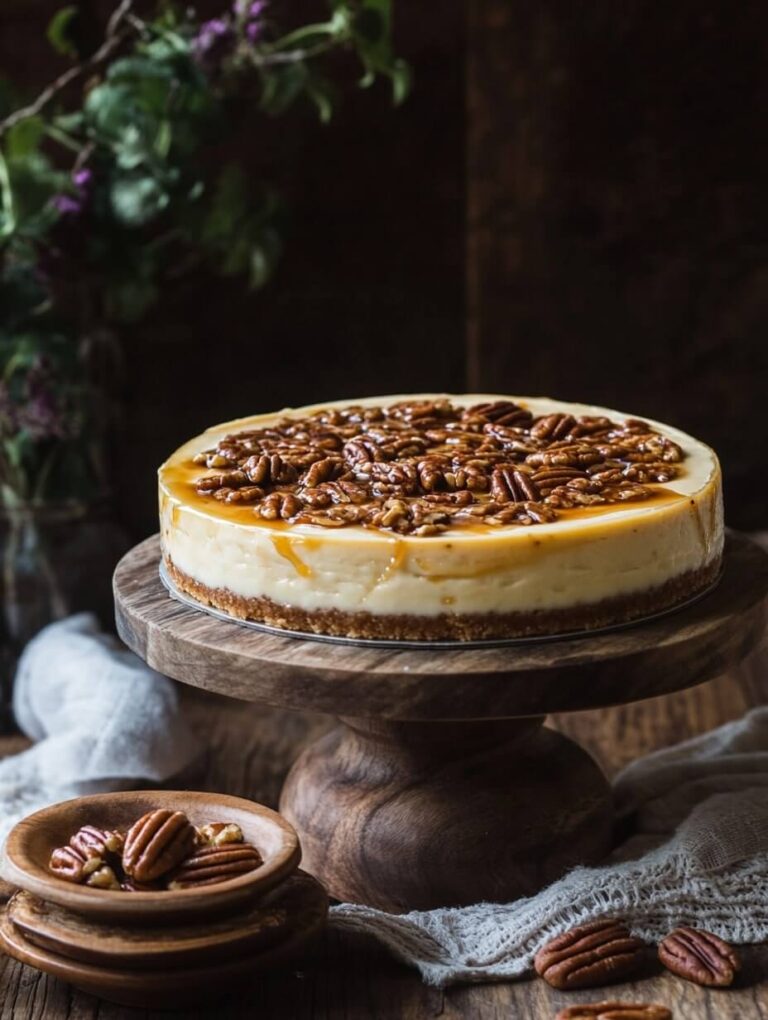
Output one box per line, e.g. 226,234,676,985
1,646,767,1018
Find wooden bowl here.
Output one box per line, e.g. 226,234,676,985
2,790,301,921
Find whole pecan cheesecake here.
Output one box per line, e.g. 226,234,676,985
158,394,724,641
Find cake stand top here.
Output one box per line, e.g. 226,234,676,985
114,533,768,721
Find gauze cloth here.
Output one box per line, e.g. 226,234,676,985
330,706,768,986
0,613,198,854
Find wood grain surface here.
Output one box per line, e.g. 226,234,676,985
115,533,768,720
1,645,766,1016
279,717,613,911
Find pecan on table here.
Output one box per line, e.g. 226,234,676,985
658,926,741,987
555,1003,672,1020
534,919,645,990
122,809,197,882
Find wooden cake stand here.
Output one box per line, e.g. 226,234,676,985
114,532,768,913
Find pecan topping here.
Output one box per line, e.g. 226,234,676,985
556,1004,671,1020
190,399,684,535
258,491,303,521
123,809,197,882
531,412,576,441
490,466,539,503
168,842,263,889
534,918,645,990
658,926,740,987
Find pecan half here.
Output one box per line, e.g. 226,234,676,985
123,809,197,882
49,845,103,883
556,1004,671,1020
258,491,303,520
658,926,740,987
531,412,577,441
490,466,539,503
168,842,263,889
534,919,645,990
69,825,124,861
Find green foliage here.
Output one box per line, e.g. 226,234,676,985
194,163,283,288
46,6,79,59
0,0,408,503
352,0,411,102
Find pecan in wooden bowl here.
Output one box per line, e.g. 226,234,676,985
2,790,300,921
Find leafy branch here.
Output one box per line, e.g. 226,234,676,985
0,0,408,505
0,0,136,138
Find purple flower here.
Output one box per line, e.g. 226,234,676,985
73,168,93,192
17,357,70,442
243,0,267,42
51,194,82,217
245,18,264,42
192,17,236,70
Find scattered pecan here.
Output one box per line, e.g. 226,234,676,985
534,919,645,990
168,842,263,889
123,809,197,882
555,1003,671,1020
658,926,740,987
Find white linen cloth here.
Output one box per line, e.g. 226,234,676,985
330,707,768,986
0,614,198,852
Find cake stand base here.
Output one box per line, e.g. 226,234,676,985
280,717,611,911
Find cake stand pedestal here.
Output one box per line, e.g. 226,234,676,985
114,532,768,913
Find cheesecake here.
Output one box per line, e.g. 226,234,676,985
158,395,723,641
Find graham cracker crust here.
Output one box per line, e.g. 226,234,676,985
164,556,722,642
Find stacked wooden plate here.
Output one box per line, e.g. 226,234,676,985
0,791,328,1008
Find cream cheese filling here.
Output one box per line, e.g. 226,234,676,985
159,395,724,617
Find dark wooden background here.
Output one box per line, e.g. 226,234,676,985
2,1,766,541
